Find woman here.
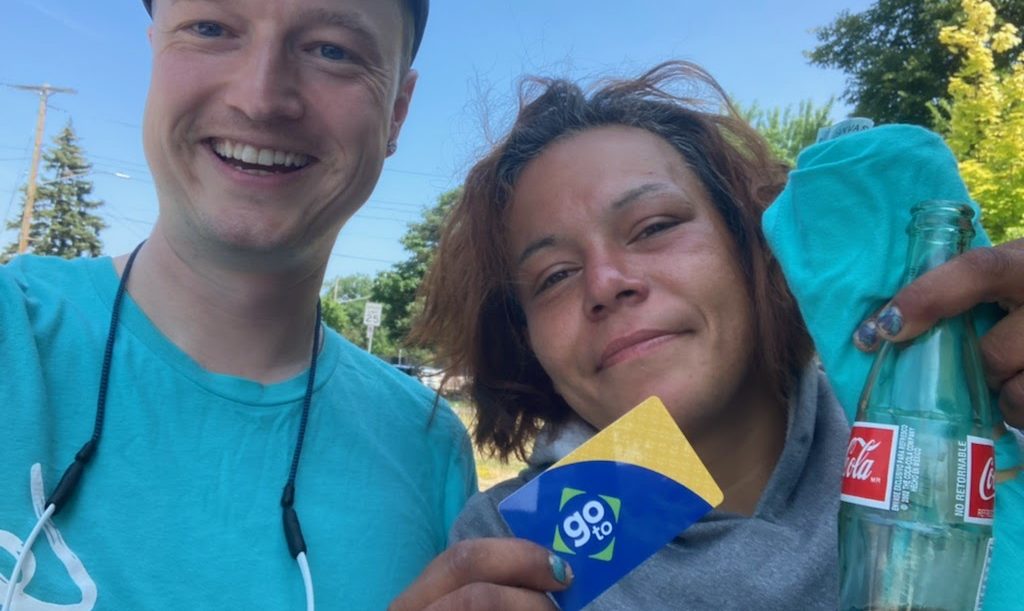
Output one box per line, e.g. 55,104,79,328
410,60,839,608
395,62,1024,609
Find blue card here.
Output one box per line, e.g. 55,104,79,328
498,397,723,610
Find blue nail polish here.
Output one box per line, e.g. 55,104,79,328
855,320,879,349
876,305,903,337
549,554,570,584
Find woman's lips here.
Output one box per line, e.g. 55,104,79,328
597,330,682,371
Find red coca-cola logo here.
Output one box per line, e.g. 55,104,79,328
841,423,898,510
966,436,995,524
845,438,881,481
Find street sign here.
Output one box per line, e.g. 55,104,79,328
363,301,383,327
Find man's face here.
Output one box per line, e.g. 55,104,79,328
142,0,415,268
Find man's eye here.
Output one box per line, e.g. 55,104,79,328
191,22,225,37
317,44,350,61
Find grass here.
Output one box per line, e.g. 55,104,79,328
451,401,528,490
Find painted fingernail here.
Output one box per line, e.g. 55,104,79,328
549,554,572,585
853,320,879,351
876,305,904,338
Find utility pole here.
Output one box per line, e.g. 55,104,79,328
5,83,77,254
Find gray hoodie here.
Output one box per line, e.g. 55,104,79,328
450,364,850,610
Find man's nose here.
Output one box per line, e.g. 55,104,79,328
584,256,649,320
224,44,304,123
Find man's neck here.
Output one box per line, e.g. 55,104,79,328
117,228,325,384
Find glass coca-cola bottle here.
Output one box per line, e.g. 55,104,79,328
839,200,996,611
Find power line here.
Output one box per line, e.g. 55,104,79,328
3,176,25,229
337,231,408,241
47,104,141,130
91,167,153,184
364,205,423,217
348,213,415,224
367,197,435,209
329,252,401,264
0,137,33,229
88,153,152,173
382,166,448,179
101,211,148,241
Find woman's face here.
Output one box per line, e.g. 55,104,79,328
507,125,762,434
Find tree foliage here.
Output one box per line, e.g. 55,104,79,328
738,98,836,165
320,274,400,355
320,188,461,364
3,121,106,262
808,0,1023,127
930,0,1024,242
371,187,461,359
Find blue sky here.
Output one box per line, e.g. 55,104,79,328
0,0,872,281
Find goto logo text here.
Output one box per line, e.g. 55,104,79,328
552,487,621,561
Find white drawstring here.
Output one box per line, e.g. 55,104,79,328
3,508,316,611
296,552,315,611
2,503,56,611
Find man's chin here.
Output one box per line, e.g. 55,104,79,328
194,224,317,270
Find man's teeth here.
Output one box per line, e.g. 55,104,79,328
212,139,310,169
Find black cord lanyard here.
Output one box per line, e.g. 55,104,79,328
45,241,321,561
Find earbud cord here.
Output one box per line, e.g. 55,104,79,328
283,299,322,611
2,242,321,611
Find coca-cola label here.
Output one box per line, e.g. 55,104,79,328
841,422,899,510
965,435,995,525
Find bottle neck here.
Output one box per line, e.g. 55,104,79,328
900,201,974,286
863,200,991,427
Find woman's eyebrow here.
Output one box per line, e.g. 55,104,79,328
611,182,672,211
517,235,556,267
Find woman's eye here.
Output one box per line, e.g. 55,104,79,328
317,44,350,61
190,22,225,37
634,219,680,241
536,269,573,295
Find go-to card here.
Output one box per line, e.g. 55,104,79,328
498,397,723,610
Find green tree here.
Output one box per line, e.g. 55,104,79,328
808,0,1023,127
321,274,373,343
321,274,398,356
372,187,461,362
738,98,836,165
3,121,106,262
930,0,1024,242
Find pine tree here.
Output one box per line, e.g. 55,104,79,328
3,121,106,261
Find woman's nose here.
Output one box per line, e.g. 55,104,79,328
584,257,648,319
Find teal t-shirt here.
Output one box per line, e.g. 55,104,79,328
0,255,477,609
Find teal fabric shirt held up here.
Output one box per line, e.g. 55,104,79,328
763,124,1024,610
0,255,476,610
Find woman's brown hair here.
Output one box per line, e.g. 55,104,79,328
412,61,813,460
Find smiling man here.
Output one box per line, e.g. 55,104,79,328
0,1,477,609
